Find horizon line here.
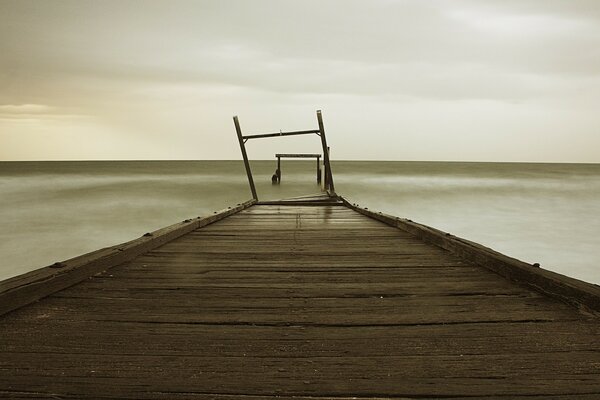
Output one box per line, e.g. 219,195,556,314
1,159,599,165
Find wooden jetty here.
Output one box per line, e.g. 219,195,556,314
1,112,600,398
1,194,600,398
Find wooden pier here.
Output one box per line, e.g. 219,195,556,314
1,194,600,399
2,112,600,398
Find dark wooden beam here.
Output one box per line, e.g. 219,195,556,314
234,116,258,200
277,156,281,182
242,129,320,140
317,156,321,184
317,110,335,193
275,153,321,158
256,200,343,206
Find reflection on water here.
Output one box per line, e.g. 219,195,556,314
1,160,599,284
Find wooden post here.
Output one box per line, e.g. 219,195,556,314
317,110,335,193
316,156,321,184
277,156,281,182
323,153,328,189
233,116,258,200
326,147,330,188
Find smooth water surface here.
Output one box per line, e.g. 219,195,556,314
1,160,599,284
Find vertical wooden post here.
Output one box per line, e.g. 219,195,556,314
326,147,330,188
277,156,281,182
323,157,328,189
233,116,258,200
316,156,321,184
317,110,335,193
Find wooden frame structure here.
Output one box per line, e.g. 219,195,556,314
233,110,335,200
274,153,322,184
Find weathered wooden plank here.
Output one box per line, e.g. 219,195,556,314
130,255,472,268
274,154,322,158
49,282,537,300
1,352,600,397
2,393,599,400
255,201,343,206
3,321,599,358
1,202,599,399
4,294,580,326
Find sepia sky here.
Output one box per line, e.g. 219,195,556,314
1,0,600,162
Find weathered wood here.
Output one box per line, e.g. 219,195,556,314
0,199,256,317
242,129,320,140
256,193,341,206
1,202,599,398
268,193,333,201
235,111,331,194
275,153,321,158
233,116,258,200
276,155,281,181
317,110,335,193
256,200,343,206
274,153,322,184
341,197,600,315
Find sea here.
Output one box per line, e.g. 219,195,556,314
1,160,599,284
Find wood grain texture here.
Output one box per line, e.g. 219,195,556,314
0,204,599,399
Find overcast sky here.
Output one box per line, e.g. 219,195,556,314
1,0,600,161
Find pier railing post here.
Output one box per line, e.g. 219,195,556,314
277,156,281,182
316,155,321,184
317,110,335,194
233,116,258,200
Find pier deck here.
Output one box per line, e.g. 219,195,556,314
1,203,599,399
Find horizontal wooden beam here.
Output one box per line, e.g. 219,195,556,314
275,153,321,158
256,200,343,206
340,197,600,315
0,199,257,317
243,129,320,140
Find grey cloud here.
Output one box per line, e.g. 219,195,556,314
1,0,600,161
3,0,600,87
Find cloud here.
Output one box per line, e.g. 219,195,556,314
3,1,600,82
1,0,600,161
0,104,63,121
0,103,91,124
0,104,54,114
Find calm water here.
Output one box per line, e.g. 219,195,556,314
1,160,599,284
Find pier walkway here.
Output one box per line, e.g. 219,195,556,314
1,201,599,399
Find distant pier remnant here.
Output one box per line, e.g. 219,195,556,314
233,110,335,200
274,153,321,184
